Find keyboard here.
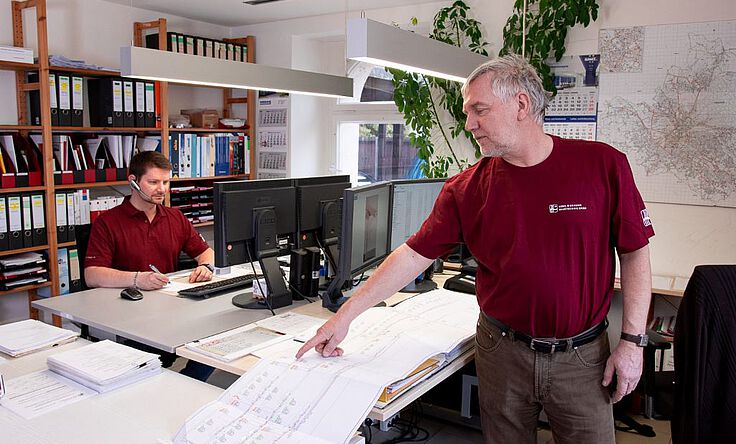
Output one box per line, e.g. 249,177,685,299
178,274,258,298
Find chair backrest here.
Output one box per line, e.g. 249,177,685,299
672,264,736,443
75,223,93,290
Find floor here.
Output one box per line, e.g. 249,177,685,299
171,357,673,444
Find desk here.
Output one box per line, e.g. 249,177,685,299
32,286,305,353
0,339,223,444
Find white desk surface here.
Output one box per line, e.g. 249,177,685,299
31,286,304,353
0,339,223,444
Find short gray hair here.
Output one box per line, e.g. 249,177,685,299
463,54,551,125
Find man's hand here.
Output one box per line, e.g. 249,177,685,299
602,341,643,403
188,265,213,283
295,315,350,359
137,271,169,290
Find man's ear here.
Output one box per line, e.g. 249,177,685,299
516,92,531,121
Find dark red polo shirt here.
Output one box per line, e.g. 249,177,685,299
407,136,655,338
85,196,209,274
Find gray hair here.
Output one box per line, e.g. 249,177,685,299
463,54,551,125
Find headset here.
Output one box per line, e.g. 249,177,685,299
129,178,154,203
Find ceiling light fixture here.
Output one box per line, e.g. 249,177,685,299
120,46,354,98
346,18,489,83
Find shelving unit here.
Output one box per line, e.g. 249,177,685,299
0,1,258,321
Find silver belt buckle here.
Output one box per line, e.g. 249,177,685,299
530,338,555,353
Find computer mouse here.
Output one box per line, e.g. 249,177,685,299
120,287,143,301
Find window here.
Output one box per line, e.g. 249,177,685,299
357,123,420,184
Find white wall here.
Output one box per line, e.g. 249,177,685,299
232,0,736,279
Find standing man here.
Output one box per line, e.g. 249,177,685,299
85,151,215,289
297,55,654,443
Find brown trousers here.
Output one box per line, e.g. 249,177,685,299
475,314,615,444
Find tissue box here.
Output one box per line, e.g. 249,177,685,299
181,109,219,128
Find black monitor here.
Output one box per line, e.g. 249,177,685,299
290,175,351,299
322,181,392,311
213,178,296,309
389,178,446,292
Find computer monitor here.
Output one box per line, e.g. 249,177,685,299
291,175,351,299
322,181,392,311
213,178,296,309
389,178,446,292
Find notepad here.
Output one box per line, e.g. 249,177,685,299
0,319,79,357
47,340,161,393
185,324,290,362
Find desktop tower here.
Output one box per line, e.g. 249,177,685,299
289,247,320,299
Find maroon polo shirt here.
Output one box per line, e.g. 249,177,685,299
85,196,209,274
407,136,655,338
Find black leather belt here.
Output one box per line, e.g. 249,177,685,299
483,314,608,354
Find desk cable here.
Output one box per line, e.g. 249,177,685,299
245,247,275,316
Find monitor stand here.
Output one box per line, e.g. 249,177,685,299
400,279,438,293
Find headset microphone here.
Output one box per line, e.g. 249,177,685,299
130,179,154,203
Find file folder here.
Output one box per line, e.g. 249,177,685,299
58,247,70,295
144,31,176,52
21,194,33,248
88,78,124,127
30,72,60,126
144,82,155,128
68,248,82,293
66,192,76,242
71,76,84,127
7,194,23,250
186,36,195,55
205,40,214,58
123,80,135,127
57,74,72,126
55,193,68,243
196,38,204,57
30,193,46,246
134,81,146,127
177,34,185,53
0,196,8,251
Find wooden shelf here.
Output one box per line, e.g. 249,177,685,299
58,241,76,248
0,281,51,296
0,185,46,193
0,125,160,133
193,221,214,228
48,65,119,77
0,60,37,71
55,180,129,189
171,174,248,182
169,126,249,133
0,245,48,257
0,125,41,131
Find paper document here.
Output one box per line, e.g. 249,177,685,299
0,370,95,419
255,312,324,336
185,324,289,362
0,320,79,357
47,340,161,393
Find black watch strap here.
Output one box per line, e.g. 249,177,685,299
620,332,648,347
199,263,214,272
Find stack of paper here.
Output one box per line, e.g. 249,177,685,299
47,340,161,393
185,324,290,362
0,319,78,357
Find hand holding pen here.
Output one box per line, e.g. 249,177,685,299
132,264,170,290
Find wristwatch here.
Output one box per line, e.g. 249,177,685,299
198,263,214,272
620,332,649,347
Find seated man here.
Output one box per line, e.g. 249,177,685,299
84,151,215,381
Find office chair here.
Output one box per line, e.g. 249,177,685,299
672,265,736,444
75,223,93,291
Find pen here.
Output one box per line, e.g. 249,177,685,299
149,264,169,282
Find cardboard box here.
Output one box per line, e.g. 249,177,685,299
181,108,219,128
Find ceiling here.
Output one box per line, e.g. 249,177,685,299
106,0,434,27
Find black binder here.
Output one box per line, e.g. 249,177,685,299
88,78,124,127
122,80,135,127
71,76,84,127
134,81,146,127
55,192,68,243
66,192,76,242
7,194,23,250
144,82,155,128
145,31,176,51
21,194,33,248
0,196,9,251
30,193,46,246
29,72,60,126
57,74,72,126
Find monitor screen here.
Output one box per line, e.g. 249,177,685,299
343,182,392,277
213,178,296,268
389,179,446,251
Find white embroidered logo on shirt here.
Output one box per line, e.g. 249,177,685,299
548,203,588,214
641,209,652,227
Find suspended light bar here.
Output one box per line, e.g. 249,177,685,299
120,46,354,98
346,18,489,83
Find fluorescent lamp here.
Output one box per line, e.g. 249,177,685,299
120,46,354,98
347,18,489,83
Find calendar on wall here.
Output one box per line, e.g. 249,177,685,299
543,55,600,141
256,94,289,179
